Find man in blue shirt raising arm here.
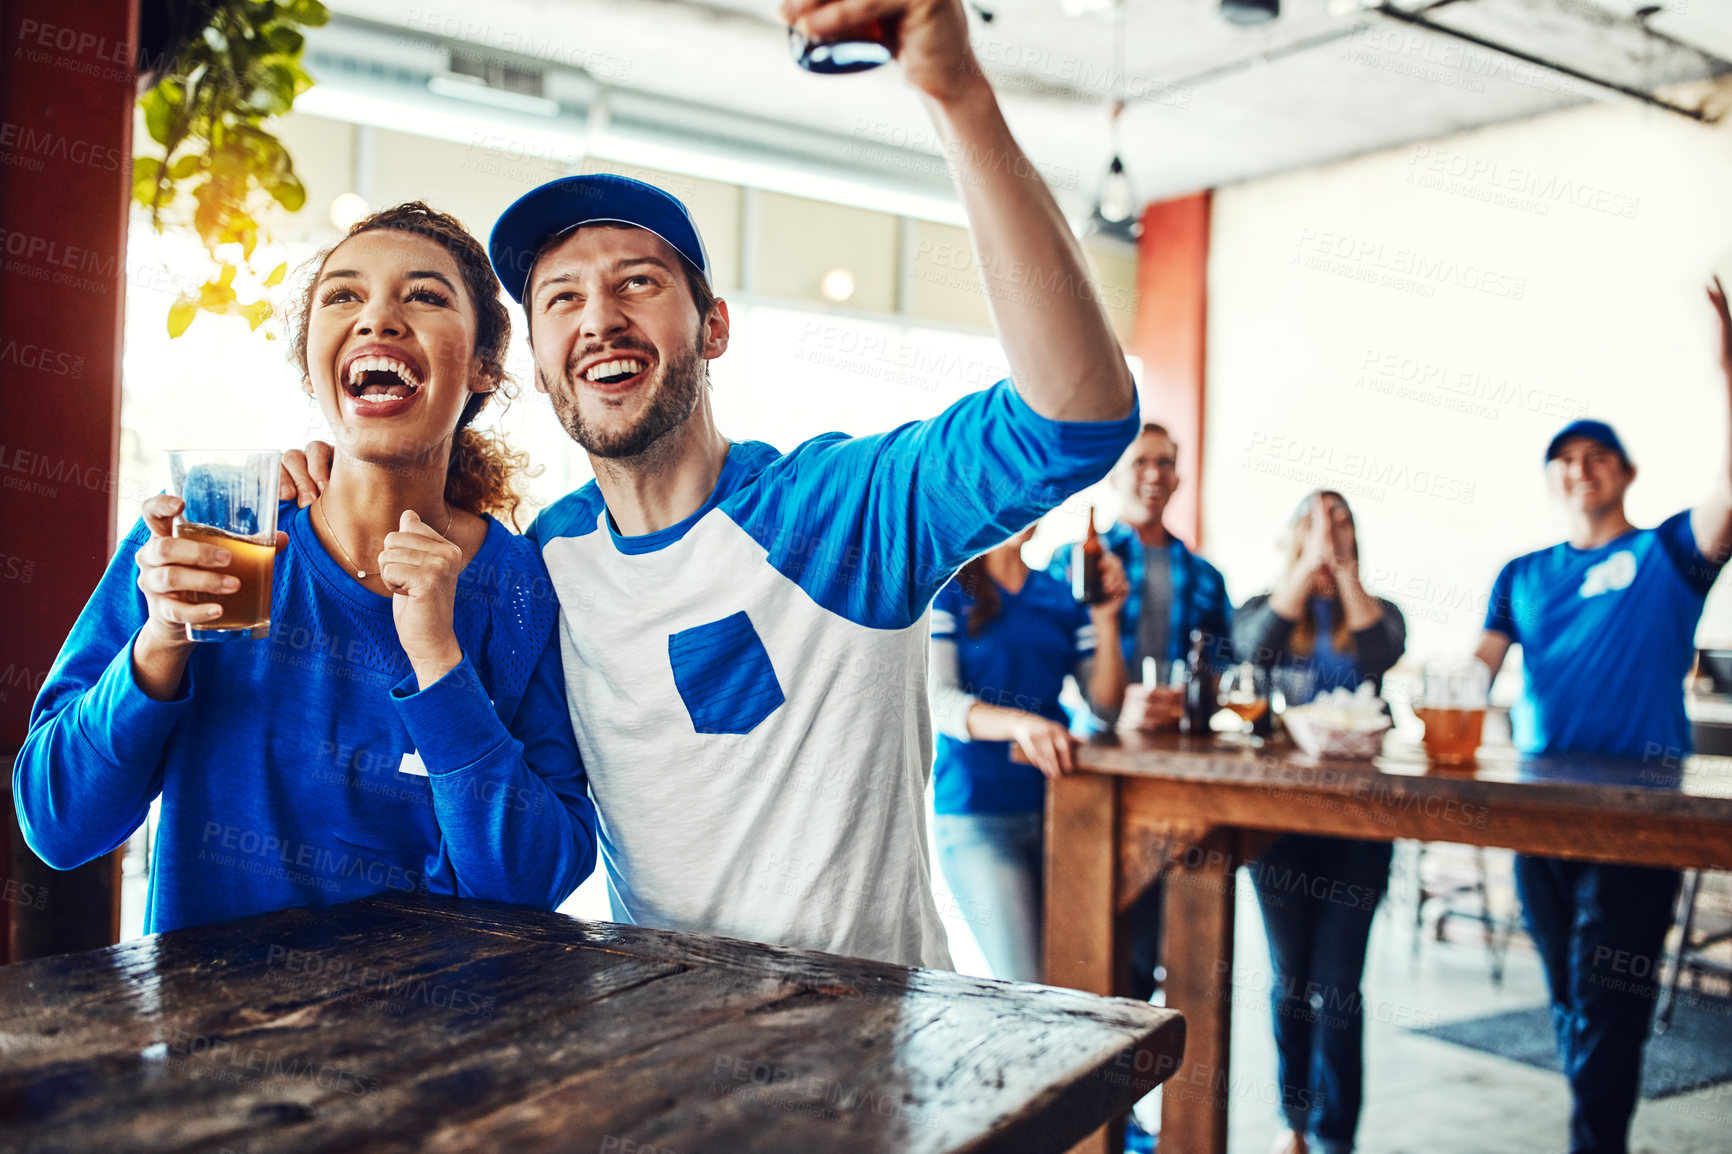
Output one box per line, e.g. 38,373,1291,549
1472,280,1732,1154
290,0,1138,968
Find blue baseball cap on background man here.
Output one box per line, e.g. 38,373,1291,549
1545,419,1631,469
488,173,712,305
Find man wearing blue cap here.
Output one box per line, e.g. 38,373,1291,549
1472,281,1732,1154
294,0,1137,968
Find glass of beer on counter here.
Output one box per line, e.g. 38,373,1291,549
167,450,280,642
1413,657,1489,766
1218,662,1269,745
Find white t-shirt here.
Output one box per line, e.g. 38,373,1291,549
527,381,1139,966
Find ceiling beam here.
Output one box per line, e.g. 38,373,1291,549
1368,2,1720,123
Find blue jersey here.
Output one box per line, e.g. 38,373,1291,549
17,504,598,933
930,570,1093,815
1484,510,1723,759
527,380,1138,967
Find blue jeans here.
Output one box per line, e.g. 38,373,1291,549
1251,834,1393,1154
933,812,1043,983
1513,855,1681,1154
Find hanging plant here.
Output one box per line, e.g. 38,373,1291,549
133,0,330,337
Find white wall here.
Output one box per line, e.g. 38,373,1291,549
1202,100,1732,675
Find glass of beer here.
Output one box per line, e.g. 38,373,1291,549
1218,662,1269,745
1414,658,1489,766
788,0,895,73
166,450,280,642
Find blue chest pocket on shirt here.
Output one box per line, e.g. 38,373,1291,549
668,611,786,735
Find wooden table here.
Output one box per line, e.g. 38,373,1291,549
1043,732,1732,1154
0,891,1184,1154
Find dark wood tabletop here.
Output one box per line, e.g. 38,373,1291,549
0,892,1183,1154
1071,730,1732,871
1083,728,1732,798
1042,729,1732,1154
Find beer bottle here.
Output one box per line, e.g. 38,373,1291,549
1073,507,1105,605
1181,629,1218,736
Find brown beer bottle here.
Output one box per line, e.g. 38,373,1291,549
1073,507,1105,605
1180,629,1218,736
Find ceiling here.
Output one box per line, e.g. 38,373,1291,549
312,0,1732,222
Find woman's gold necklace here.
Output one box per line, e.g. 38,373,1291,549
317,498,454,581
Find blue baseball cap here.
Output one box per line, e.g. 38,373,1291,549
488,173,711,305
1545,419,1630,468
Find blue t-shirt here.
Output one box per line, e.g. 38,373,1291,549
17,503,599,933
930,570,1094,815
1484,510,1723,759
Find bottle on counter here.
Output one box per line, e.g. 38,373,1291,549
1180,629,1218,737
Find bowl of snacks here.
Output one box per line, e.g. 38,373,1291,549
1281,686,1392,760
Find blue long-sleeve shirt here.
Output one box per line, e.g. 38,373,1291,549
16,502,598,933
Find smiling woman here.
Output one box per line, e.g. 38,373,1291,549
285,202,530,529
14,201,600,938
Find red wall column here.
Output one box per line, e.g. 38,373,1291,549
0,0,136,960
1130,192,1211,551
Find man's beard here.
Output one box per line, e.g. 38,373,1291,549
544,330,706,460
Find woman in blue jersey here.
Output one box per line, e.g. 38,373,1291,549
16,203,598,933
928,523,1128,982
1233,490,1405,1154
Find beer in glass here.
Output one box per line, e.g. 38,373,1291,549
1218,662,1269,744
1414,658,1488,766
167,450,280,642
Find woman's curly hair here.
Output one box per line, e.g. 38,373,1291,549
285,201,537,527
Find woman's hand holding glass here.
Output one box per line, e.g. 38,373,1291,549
131,494,289,699
135,494,289,641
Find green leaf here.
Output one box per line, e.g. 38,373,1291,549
131,156,163,200
142,85,176,146
167,297,198,338
167,154,202,179
264,261,287,286
289,0,330,29
268,172,305,213
263,24,303,56
248,61,298,116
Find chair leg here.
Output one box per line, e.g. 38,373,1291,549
1656,870,1703,1034
1410,842,1427,972
1473,848,1507,988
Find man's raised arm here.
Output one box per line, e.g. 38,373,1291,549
783,0,1137,424
1695,277,1732,565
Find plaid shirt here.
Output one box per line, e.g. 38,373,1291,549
1048,522,1233,668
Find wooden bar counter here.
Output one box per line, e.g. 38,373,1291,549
0,891,1184,1153
1043,731,1732,1154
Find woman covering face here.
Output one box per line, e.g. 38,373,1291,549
1232,488,1407,1154
16,203,597,933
